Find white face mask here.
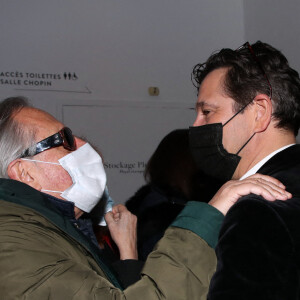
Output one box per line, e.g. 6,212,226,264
22,143,108,213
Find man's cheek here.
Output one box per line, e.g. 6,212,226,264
44,167,73,190
58,169,73,189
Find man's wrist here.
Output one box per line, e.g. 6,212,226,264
119,246,138,260
171,201,224,248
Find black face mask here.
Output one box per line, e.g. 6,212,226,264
189,106,255,182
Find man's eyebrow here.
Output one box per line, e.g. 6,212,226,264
195,101,218,110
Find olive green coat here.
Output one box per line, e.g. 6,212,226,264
0,179,223,299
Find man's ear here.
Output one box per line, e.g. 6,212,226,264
7,159,42,190
252,94,272,133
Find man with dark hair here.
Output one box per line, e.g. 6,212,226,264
189,41,300,299
0,96,289,299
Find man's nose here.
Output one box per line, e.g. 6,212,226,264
193,116,205,127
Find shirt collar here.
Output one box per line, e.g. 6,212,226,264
239,144,295,180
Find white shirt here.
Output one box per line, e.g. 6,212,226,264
239,144,295,180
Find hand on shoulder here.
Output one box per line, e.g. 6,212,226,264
209,174,292,215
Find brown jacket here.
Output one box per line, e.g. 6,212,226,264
0,179,223,299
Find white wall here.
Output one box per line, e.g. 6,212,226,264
244,0,300,142
244,0,300,71
0,0,245,113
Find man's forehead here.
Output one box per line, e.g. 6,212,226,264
14,107,64,137
15,107,54,121
198,68,228,95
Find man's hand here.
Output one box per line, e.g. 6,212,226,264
209,174,292,215
105,204,138,260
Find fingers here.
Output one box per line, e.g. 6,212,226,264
244,181,290,201
104,211,114,225
209,174,292,216
105,204,138,260
112,204,127,214
248,173,286,189
236,175,292,200
110,204,128,222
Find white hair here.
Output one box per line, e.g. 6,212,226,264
0,97,36,178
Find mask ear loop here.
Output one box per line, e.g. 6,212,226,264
236,132,256,155
41,189,62,194
20,158,63,194
221,100,256,155
223,100,252,127
20,158,60,165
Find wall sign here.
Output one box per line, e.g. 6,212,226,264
0,71,90,94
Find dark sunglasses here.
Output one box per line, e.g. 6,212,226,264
21,127,76,158
236,42,273,100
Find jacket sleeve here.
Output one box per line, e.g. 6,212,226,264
207,195,296,300
125,200,224,299
1,201,224,300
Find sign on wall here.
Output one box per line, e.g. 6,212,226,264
0,70,90,94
